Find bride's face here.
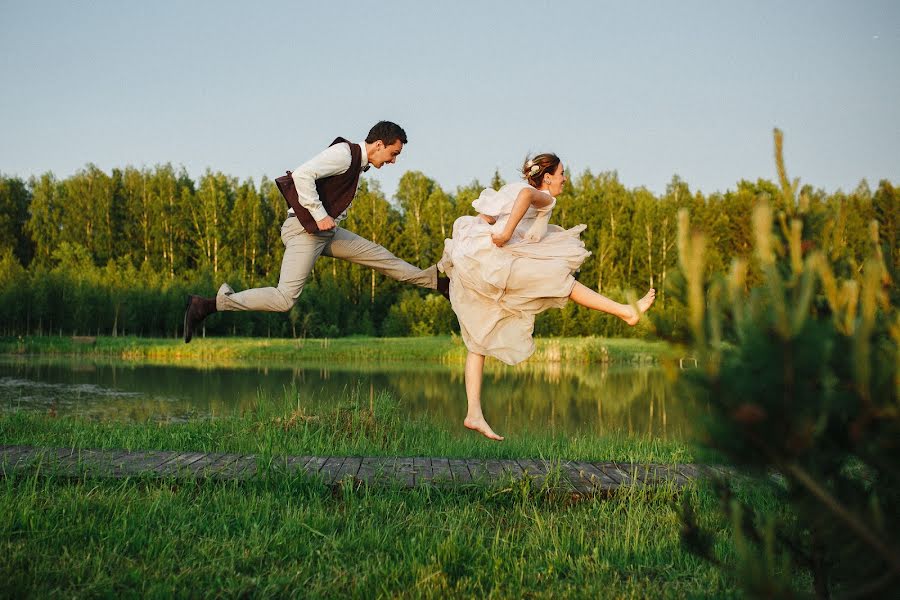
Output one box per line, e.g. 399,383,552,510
544,163,566,196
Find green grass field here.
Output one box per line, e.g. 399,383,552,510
1,389,769,598
0,338,785,597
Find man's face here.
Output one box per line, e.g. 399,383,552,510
370,140,403,168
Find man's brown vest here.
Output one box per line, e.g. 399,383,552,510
274,137,363,233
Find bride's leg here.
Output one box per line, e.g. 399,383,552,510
463,351,504,441
569,282,656,326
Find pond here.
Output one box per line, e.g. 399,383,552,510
0,356,692,439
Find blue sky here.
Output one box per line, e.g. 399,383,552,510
1,1,898,200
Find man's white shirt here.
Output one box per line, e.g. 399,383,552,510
290,142,369,224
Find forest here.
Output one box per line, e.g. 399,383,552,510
0,163,896,338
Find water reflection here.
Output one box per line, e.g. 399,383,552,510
0,356,690,439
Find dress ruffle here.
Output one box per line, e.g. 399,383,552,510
438,182,590,365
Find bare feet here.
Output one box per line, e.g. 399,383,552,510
624,288,656,326
464,416,504,441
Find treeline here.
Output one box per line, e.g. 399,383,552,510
0,164,897,338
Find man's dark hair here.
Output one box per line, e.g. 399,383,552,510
365,121,407,145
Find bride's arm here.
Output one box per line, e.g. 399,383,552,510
491,188,552,246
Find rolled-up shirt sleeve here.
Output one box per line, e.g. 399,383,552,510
291,143,351,222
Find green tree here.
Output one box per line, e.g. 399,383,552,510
190,170,235,274
25,173,62,266
0,175,33,265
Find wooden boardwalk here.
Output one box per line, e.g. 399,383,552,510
0,445,725,496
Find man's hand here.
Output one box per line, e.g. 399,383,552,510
316,216,336,231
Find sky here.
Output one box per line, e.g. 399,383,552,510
1,1,898,201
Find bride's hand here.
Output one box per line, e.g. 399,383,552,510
479,214,496,225
491,230,512,247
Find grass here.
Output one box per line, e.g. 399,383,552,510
0,388,763,597
2,359,778,597
0,334,673,366
2,466,769,598
1,386,708,465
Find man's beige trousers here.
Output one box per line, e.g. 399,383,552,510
217,218,437,312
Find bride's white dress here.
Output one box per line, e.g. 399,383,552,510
438,181,591,365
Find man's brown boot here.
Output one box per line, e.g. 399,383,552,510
183,295,218,343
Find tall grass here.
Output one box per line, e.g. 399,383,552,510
1,464,765,597
1,385,707,465
0,334,673,366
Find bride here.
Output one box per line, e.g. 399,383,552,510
438,153,656,440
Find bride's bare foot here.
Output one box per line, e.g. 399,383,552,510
624,288,656,326
464,416,504,441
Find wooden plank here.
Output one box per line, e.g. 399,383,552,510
175,452,229,477
1,446,38,467
0,446,724,493
483,459,506,483
302,456,328,477
394,457,415,487
67,449,115,474
675,464,702,481
156,452,208,477
356,456,383,484
447,459,472,484
100,450,161,478
413,457,433,485
465,459,490,482
319,457,346,485
560,461,591,495
431,458,453,483
514,459,548,487
178,452,235,478
227,455,258,480
498,459,525,480
203,453,244,478
282,455,314,476
609,461,638,486
122,450,181,475
335,457,362,482
0,445,30,460
573,461,618,492
95,449,136,478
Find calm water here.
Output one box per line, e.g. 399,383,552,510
0,356,692,439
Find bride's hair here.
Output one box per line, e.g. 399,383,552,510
522,153,560,188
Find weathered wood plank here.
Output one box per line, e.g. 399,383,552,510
1,446,38,467
156,452,208,477
465,459,490,482
573,461,618,492
448,459,472,484
227,455,258,480
498,459,525,480
608,461,638,486
282,455,314,476
0,445,719,493
203,453,245,479
394,457,415,487
675,464,702,481
514,459,549,487
483,459,506,481
560,461,592,495
413,457,433,484
431,457,453,483
356,456,383,484
302,456,329,477
319,457,346,485
335,457,362,481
